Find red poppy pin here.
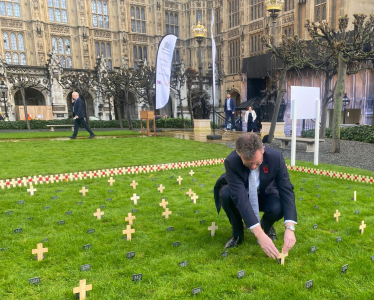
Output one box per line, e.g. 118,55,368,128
263,165,269,174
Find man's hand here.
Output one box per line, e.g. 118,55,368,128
74,116,79,119
252,226,279,259
232,112,235,115
282,229,296,254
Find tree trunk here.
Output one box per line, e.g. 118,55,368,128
82,97,90,127
21,87,30,130
267,69,287,143
332,56,347,153
320,74,332,138
180,89,185,129
115,99,123,129
125,89,133,130
187,90,194,128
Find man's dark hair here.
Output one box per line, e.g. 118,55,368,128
236,133,262,159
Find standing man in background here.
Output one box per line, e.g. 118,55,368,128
224,93,236,131
69,92,95,139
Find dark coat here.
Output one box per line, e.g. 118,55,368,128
73,97,85,119
224,98,235,112
214,146,297,228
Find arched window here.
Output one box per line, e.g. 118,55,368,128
166,12,169,34
52,37,58,53
97,1,102,14
141,8,145,20
66,56,72,68
11,33,17,50
106,43,111,57
60,56,66,68
136,7,140,19
176,50,180,63
93,15,98,27
101,42,105,56
3,33,9,50
254,36,257,52
0,2,6,15
322,6,326,20
49,0,67,22
5,52,11,64
251,36,253,53
197,11,202,23
3,0,21,18
58,38,64,54
108,60,112,70
103,1,107,14
65,39,70,54
131,6,134,17
18,34,24,51
92,0,96,13
92,0,108,28
95,42,100,56
13,53,19,65
133,46,137,60
138,47,142,60
20,53,26,65
133,6,146,33
289,28,292,37
143,47,147,60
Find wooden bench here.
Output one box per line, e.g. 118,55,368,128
274,137,325,152
47,125,74,132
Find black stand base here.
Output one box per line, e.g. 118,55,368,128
207,134,222,140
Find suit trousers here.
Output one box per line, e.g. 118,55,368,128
73,118,94,137
225,111,235,130
219,184,283,237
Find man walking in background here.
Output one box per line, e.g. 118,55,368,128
224,93,236,131
69,92,95,139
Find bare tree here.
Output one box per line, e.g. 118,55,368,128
59,72,97,126
305,14,374,153
262,34,311,143
184,68,198,127
133,62,156,111
8,74,49,130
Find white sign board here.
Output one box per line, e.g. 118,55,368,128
290,86,321,166
290,86,320,120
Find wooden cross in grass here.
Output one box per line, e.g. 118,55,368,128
334,209,341,222
278,252,288,265
189,170,194,176
130,180,138,190
354,191,357,201
123,225,135,240
162,208,172,219
359,221,366,234
191,193,199,204
125,213,136,225
79,186,88,196
73,279,92,300
159,198,168,209
27,184,37,196
208,222,218,236
186,189,194,197
108,177,115,186
94,208,104,220
32,243,48,261
158,184,165,193
131,194,140,205
177,176,183,185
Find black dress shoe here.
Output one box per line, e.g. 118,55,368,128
68,136,76,139
89,134,96,139
266,226,278,241
224,234,244,249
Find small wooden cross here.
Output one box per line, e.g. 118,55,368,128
186,189,194,197
189,170,194,176
130,167,136,174
334,209,341,222
73,279,92,300
158,184,165,193
159,198,168,209
27,184,37,196
93,208,104,220
0,180,6,189
21,177,28,186
78,173,84,180
108,177,115,186
131,194,140,205
79,186,88,196
123,224,135,240
130,180,138,190
208,222,219,236
177,176,183,185
278,252,288,265
32,243,48,261
125,213,136,225
359,221,366,234
191,193,199,204
145,165,151,172
162,208,172,219
354,191,357,201
10,178,17,187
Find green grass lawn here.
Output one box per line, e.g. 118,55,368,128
0,137,232,179
0,130,139,140
0,164,373,299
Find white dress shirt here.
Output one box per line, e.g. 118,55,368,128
226,98,231,111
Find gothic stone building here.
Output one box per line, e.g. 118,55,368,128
0,0,373,131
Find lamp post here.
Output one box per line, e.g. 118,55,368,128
342,90,350,124
192,21,207,98
0,80,9,118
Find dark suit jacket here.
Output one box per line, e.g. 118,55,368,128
214,146,297,228
224,98,235,112
73,97,85,119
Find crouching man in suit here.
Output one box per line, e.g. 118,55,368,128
214,133,297,259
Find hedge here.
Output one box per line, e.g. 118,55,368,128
0,118,194,130
301,126,374,143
